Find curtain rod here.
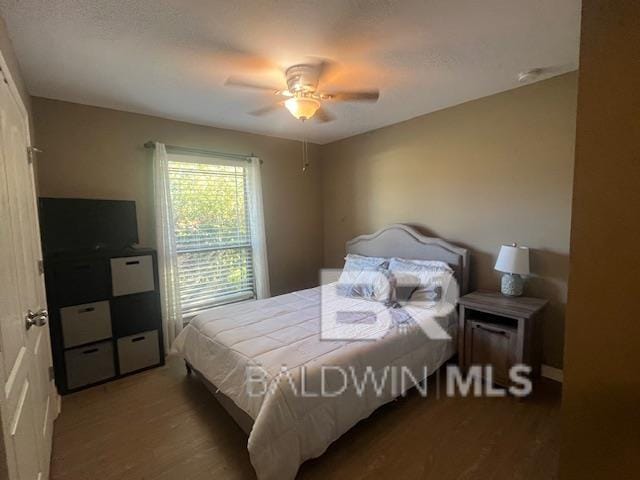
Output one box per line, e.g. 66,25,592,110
144,141,259,163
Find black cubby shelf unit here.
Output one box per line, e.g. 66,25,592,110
44,248,165,394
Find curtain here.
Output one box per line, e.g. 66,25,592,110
152,142,184,350
246,157,271,299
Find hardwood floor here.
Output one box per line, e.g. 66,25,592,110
51,356,561,480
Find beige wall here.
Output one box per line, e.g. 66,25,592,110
33,98,323,296
32,73,577,368
320,73,577,368
560,1,640,478
0,16,29,112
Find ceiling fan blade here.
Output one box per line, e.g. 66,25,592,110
225,77,282,92
327,90,380,102
214,50,275,71
312,58,338,85
249,103,283,117
314,107,335,123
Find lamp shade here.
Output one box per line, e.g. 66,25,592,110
494,244,530,275
284,97,320,120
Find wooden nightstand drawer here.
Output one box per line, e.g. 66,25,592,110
458,290,548,388
466,320,517,386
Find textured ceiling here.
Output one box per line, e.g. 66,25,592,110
0,0,581,144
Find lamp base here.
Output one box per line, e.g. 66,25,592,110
501,273,524,296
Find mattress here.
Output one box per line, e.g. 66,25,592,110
172,283,457,480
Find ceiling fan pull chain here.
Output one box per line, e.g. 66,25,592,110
302,138,309,173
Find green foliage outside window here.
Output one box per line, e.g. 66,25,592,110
168,160,254,313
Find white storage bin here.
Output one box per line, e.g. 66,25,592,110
64,341,115,389
60,301,112,348
117,330,160,374
110,255,155,296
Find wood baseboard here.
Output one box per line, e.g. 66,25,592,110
541,364,563,383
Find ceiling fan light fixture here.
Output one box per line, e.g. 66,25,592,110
226,60,379,123
284,96,321,121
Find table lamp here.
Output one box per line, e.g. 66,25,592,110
494,243,530,296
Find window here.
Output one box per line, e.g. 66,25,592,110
168,155,255,315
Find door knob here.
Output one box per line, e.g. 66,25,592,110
25,309,48,330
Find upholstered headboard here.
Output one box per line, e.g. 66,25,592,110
346,224,470,294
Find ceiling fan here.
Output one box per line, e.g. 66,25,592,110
224,61,380,122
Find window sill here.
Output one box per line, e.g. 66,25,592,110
181,293,256,326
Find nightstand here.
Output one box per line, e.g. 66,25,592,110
458,290,548,387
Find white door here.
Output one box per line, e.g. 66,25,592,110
0,53,58,479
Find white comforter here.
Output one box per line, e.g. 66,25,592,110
172,284,457,480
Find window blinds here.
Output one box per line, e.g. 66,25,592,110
168,158,255,315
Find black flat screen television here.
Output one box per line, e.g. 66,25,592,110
39,198,139,255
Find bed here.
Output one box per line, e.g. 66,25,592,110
172,224,469,480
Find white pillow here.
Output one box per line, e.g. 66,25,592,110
337,254,393,303
388,257,454,304
338,254,389,283
390,257,452,270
